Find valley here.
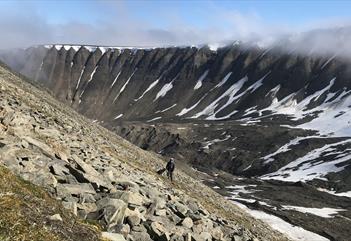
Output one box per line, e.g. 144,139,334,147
1,44,351,240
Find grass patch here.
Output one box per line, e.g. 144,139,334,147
0,165,101,241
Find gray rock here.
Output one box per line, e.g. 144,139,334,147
168,212,182,225
119,224,131,237
127,215,141,227
56,183,96,197
21,169,58,189
192,219,214,234
132,225,147,233
121,191,145,207
97,197,125,209
49,214,63,222
109,190,126,199
22,136,56,158
69,155,113,190
155,197,166,209
79,193,96,203
21,139,29,148
62,201,77,216
170,234,184,241
170,202,189,218
198,206,209,217
145,221,169,240
101,232,126,241
49,163,69,176
211,227,223,240
129,231,153,241
155,209,167,216
192,232,212,241
77,202,97,213
97,198,127,228
181,217,193,229
184,233,192,241
114,179,139,191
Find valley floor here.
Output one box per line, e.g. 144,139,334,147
200,168,351,241
110,120,351,241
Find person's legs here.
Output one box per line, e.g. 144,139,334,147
170,171,173,182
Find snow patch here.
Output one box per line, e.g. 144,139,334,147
231,201,330,241
114,114,123,120
113,69,137,103
154,80,175,101
215,72,232,88
261,139,351,182
147,117,162,122
282,205,346,218
135,78,160,101
194,70,209,90
192,76,248,119
155,104,177,113
261,136,320,163
110,70,122,88
87,66,98,83
76,66,85,90
317,188,351,198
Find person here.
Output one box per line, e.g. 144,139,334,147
166,158,175,182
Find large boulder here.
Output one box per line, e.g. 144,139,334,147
169,202,189,218
121,191,145,207
181,217,193,229
96,197,127,229
56,183,96,197
145,221,170,241
69,155,114,190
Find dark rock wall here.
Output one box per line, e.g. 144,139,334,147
3,45,350,124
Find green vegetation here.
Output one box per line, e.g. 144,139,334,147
0,165,101,241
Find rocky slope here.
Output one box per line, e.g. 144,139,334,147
0,64,288,240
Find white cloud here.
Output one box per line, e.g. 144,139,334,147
1,1,351,59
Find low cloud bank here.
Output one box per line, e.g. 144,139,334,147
1,2,351,59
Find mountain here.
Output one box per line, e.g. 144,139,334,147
2,44,351,241
3,44,351,182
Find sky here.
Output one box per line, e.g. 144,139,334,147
1,0,351,50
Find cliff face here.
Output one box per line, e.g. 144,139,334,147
4,44,351,126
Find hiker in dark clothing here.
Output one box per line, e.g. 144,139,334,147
166,158,175,182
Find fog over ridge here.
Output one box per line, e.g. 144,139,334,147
1,1,351,59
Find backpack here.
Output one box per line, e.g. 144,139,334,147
167,160,175,172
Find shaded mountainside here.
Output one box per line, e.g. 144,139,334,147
0,64,288,240
3,44,351,125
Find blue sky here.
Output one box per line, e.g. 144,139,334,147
0,0,351,48
13,0,351,27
